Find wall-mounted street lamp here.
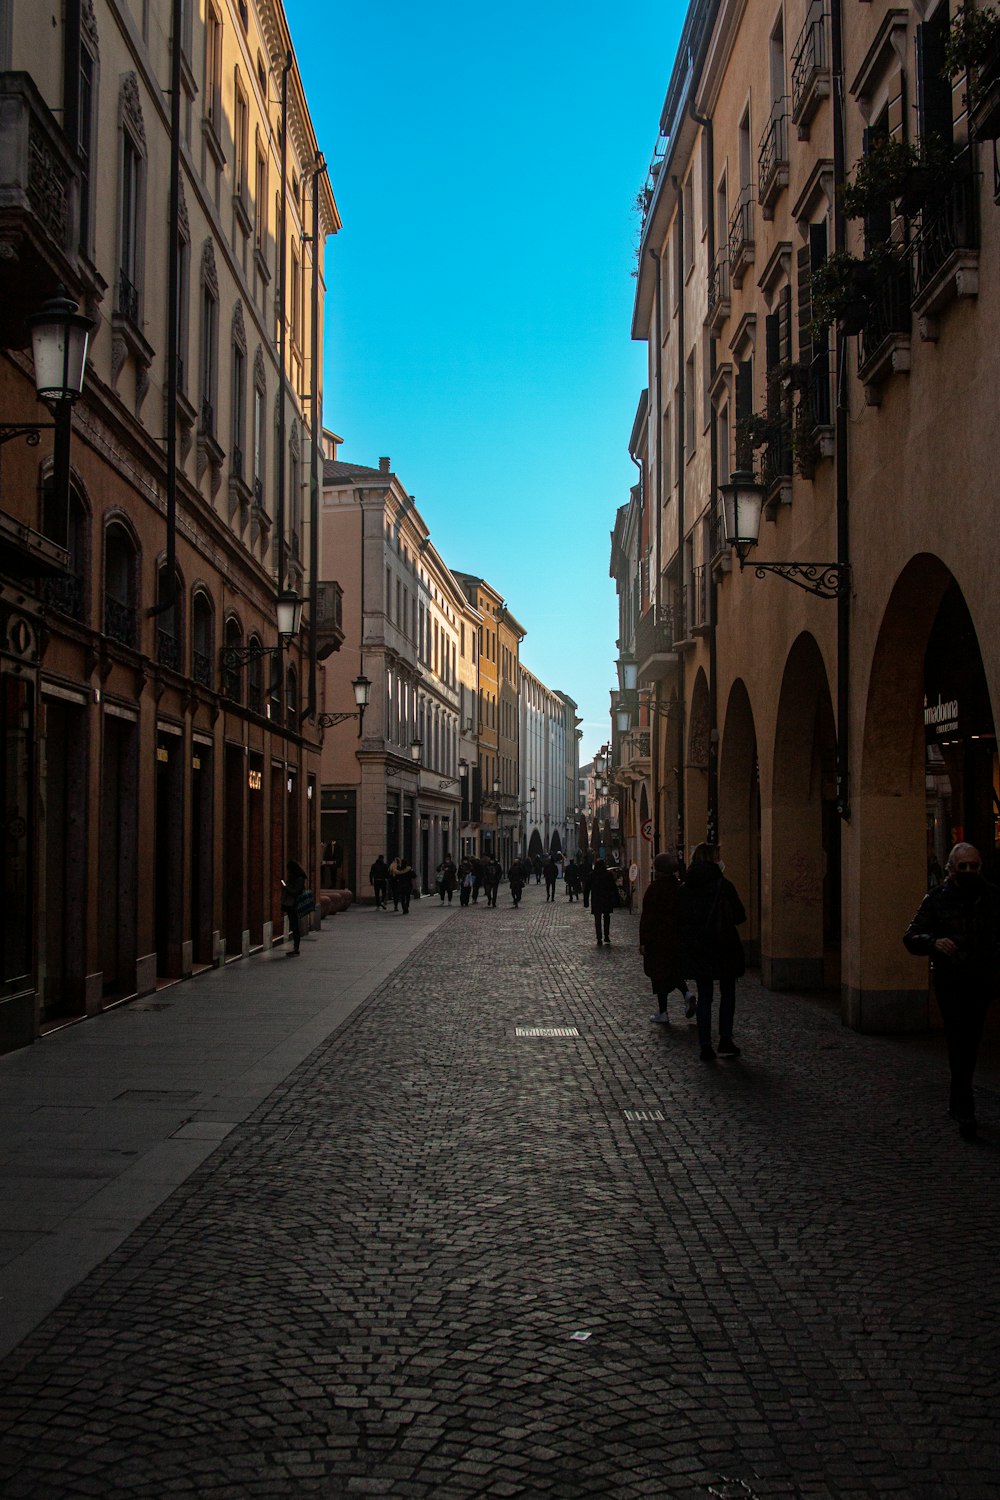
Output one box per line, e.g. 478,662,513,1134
719,469,851,599
221,587,304,673
317,673,371,738
438,759,468,790
617,653,638,693
1,288,94,551
615,697,632,736
386,737,423,778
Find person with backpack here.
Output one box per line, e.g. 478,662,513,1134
681,842,747,1060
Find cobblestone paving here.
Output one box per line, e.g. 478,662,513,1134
2,885,999,1498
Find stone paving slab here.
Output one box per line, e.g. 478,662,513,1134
0,885,999,1497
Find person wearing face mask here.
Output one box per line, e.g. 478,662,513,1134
904,842,1000,1141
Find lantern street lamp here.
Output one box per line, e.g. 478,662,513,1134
317,671,372,736
221,587,304,676
615,698,632,736
617,652,638,693
719,468,851,599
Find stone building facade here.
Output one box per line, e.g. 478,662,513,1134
0,0,337,1050
621,0,1000,1029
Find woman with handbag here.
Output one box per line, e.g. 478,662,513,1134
681,843,747,1060
281,859,309,956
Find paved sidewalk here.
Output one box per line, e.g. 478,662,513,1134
1,883,999,1498
0,895,453,1361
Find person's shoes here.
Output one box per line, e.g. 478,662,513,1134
958,1117,979,1140
700,1046,716,1061
651,1012,669,1024
684,993,697,1019
596,939,603,946
717,1040,741,1057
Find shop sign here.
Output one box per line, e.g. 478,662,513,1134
248,768,263,791
924,694,959,739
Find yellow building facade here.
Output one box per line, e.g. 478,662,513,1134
625,0,1000,1029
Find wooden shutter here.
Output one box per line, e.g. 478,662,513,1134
797,245,813,369
916,15,954,148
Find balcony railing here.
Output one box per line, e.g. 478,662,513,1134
192,647,213,688
858,262,912,379
222,656,242,703
707,249,731,331
157,628,182,671
910,154,979,307
728,186,755,287
117,271,139,324
634,607,676,668
758,99,790,213
791,1,830,134
104,596,136,647
42,571,84,621
691,566,708,630
805,348,832,429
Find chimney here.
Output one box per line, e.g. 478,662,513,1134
379,456,390,473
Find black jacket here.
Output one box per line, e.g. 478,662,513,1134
903,875,1000,986
590,867,618,915
681,861,747,978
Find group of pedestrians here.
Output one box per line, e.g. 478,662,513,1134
638,845,747,1061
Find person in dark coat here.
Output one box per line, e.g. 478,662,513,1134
565,860,581,902
393,856,414,914
639,853,696,1022
904,841,1000,1140
590,858,618,945
470,856,483,903
509,858,525,906
280,859,308,955
532,854,543,884
681,843,747,1059
436,856,457,903
582,852,595,909
457,858,473,907
484,857,502,907
369,855,389,909
543,855,558,902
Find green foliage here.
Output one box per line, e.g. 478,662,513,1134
943,2,1000,79
842,138,919,219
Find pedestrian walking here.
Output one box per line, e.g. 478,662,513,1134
458,858,473,907
639,852,696,1022
565,860,581,902
280,859,309,956
582,852,595,909
393,855,415,914
533,854,543,884
436,856,457,903
484,857,502,907
387,855,402,910
471,856,483,903
903,841,1000,1140
590,858,618,945
681,843,747,1060
369,854,389,909
543,854,558,902
509,858,525,907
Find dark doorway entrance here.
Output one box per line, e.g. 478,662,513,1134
223,744,245,957
154,732,184,977
99,712,138,996
40,697,87,1022
190,743,213,964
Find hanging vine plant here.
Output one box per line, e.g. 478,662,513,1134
943,2,1000,85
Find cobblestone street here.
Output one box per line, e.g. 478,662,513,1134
1,883,999,1499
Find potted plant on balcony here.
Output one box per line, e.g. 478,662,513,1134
944,2,1000,138
809,245,898,336
791,399,823,480
842,138,919,219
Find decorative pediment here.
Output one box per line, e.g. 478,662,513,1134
119,73,146,150
200,238,218,297
254,345,266,388
233,299,246,350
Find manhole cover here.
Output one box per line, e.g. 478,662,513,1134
515,1026,580,1038
624,1109,665,1123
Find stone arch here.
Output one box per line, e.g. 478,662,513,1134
847,554,997,1030
765,632,838,991
686,667,710,855
549,830,562,854
719,678,761,963
528,829,544,858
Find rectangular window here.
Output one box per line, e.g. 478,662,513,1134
232,344,246,476
78,44,95,253
200,286,217,431
205,6,222,131
290,245,300,346
234,81,249,198
178,235,190,392
685,349,696,457
254,150,268,252
253,385,264,491
120,133,142,316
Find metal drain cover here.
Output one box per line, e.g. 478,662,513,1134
624,1109,665,1122
515,1026,580,1037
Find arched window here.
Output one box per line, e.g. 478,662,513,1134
268,649,282,722
247,634,264,714
192,591,213,686
41,477,88,621
285,664,298,728
104,521,138,646
156,562,184,670
222,615,243,702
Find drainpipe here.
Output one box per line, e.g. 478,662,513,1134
690,101,718,846
649,246,662,855
303,152,327,723
276,50,292,598
150,0,182,622
831,0,851,820
674,178,686,862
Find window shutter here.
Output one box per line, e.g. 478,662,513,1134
797,245,813,369
916,16,954,148
779,284,793,364
735,358,753,464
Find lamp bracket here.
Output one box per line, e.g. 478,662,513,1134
741,558,851,599
220,642,282,669
317,711,361,728
0,422,54,449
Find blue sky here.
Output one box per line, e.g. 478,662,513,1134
284,0,684,762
